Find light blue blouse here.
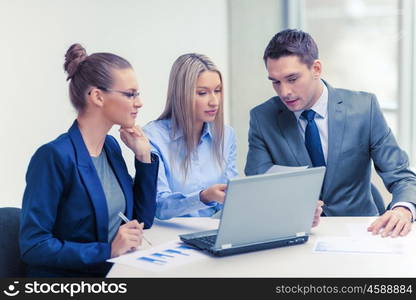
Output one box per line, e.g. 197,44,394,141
143,119,238,220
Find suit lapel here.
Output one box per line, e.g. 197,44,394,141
322,83,346,197
103,139,133,220
276,104,312,166
68,120,108,242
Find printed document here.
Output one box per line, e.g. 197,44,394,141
266,164,308,174
107,240,208,272
314,221,416,255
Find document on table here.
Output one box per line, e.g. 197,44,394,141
314,221,416,255
266,164,308,174
107,240,208,272
313,237,407,255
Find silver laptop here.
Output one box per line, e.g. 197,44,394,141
179,167,326,256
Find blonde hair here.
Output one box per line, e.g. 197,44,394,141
158,53,225,178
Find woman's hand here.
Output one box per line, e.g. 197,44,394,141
200,184,227,204
111,220,144,258
119,125,151,163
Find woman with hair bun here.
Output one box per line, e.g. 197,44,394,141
20,44,159,277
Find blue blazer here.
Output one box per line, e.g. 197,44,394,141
20,121,159,277
245,81,416,216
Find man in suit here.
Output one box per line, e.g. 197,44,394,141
245,29,416,237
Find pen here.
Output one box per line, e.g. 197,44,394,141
118,212,152,246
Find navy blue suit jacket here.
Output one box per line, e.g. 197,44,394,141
20,121,159,277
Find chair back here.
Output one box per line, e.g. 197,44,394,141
371,184,386,215
0,207,26,277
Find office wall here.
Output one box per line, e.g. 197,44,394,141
228,0,284,173
0,0,228,208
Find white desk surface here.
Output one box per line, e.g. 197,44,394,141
107,217,416,278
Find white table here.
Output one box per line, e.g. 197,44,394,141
107,217,416,278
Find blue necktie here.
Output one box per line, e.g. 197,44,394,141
301,109,326,167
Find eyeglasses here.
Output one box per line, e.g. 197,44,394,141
88,86,140,99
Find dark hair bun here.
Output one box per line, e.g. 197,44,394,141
64,43,87,80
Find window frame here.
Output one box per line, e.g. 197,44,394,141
286,0,416,164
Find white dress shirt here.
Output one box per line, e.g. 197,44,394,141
294,81,329,163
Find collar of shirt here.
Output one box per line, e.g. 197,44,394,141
293,80,328,122
168,120,213,143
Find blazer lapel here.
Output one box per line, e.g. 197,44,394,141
68,120,109,242
276,106,312,166
322,83,346,197
103,139,133,220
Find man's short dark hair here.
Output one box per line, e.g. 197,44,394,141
263,29,319,67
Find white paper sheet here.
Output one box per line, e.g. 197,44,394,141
313,236,408,255
314,221,416,256
266,164,308,174
107,240,208,272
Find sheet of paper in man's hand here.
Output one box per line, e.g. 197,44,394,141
266,164,308,174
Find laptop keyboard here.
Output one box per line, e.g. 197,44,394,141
182,233,309,254
192,234,217,247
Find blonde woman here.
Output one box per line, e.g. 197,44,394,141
144,54,238,220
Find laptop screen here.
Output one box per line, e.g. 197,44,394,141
214,167,326,249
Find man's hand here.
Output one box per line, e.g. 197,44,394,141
367,207,413,237
312,200,324,227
